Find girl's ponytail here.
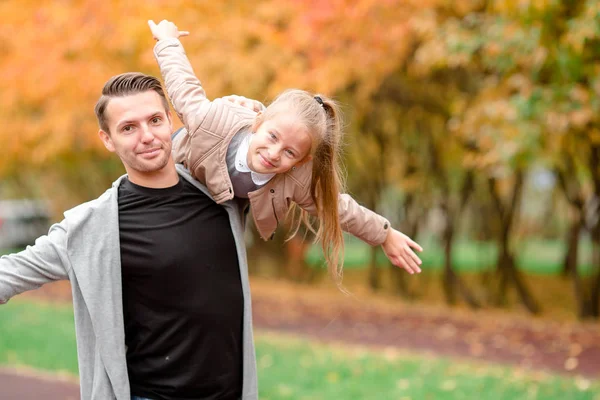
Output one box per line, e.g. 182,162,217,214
266,90,346,287
310,97,346,286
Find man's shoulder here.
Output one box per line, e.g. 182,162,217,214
63,178,122,222
176,165,212,195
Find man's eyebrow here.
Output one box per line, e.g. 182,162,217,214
116,112,164,127
117,119,137,126
148,112,164,119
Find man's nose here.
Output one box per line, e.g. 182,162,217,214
140,126,154,143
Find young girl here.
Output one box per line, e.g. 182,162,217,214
147,19,423,284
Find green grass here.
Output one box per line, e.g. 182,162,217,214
0,300,77,374
1,300,599,399
306,236,596,276
256,334,599,400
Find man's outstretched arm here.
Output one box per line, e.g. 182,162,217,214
0,221,70,304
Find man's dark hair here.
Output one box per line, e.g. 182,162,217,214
94,72,170,134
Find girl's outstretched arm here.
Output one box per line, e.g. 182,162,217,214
148,19,212,135
295,184,423,274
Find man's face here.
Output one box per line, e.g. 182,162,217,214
98,91,174,184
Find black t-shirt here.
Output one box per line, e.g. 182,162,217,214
118,177,243,400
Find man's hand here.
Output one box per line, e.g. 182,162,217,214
221,95,266,113
381,228,423,274
148,19,190,42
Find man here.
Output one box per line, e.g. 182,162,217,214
0,72,258,400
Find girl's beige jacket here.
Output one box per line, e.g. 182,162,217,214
155,38,390,246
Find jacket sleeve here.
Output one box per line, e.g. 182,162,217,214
153,38,212,135
0,220,70,304
295,188,390,246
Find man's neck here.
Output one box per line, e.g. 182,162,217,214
126,162,179,189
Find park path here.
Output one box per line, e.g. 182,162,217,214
4,278,600,399
250,279,600,378
0,368,79,399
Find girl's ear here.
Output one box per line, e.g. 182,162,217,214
297,154,313,166
251,111,263,133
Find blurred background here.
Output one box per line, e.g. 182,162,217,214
1,0,600,399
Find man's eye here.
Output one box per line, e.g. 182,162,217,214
122,125,133,132
151,117,161,124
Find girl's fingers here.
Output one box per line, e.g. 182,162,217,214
179,31,190,36
407,247,422,265
403,252,422,274
398,255,415,274
409,239,424,252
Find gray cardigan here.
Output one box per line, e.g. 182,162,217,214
0,165,258,400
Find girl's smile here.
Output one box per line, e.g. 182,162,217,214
247,112,313,175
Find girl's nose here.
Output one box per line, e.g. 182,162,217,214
269,147,281,160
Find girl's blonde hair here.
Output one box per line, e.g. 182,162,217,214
261,89,346,286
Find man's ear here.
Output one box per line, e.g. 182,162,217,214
98,129,115,152
251,111,263,133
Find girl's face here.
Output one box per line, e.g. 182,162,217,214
247,112,313,175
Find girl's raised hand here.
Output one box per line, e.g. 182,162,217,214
381,228,423,274
148,19,190,41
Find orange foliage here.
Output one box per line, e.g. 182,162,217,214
0,0,429,182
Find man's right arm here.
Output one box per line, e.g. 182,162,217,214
0,221,69,304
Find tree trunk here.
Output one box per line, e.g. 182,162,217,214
442,225,457,306
562,218,581,277
368,246,380,290
495,252,510,307
506,253,540,314
441,203,480,308
565,216,593,318
590,264,600,317
488,172,540,314
555,164,595,319
589,229,600,318
365,185,382,291
390,192,420,299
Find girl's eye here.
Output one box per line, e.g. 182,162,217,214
269,133,277,140
286,150,295,157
